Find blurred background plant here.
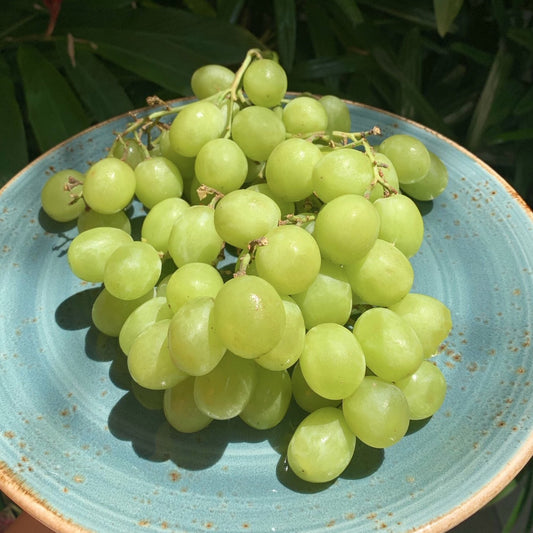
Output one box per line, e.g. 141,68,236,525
0,0,532,530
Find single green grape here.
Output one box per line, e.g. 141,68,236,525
246,182,295,218
353,307,424,382
345,239,414,307
287,406,356,483
282,96,329,135
319,95,351,133
168,296,227,376
213,275,286,358
104,241,162,301
342,376,410,448
191,64,235,99
169,100,225,158
83,157,136,214
378,134,431,185
41,169,86,222
265,137,322,202
77,208,131,234
111,138,145,169
291,362,340,413
134,156,184,209
312,194,380,265
242,58,287,108
231,105,286,162
194,138,248,193
312,148,374,203
299,322,366,400
254,224,322,295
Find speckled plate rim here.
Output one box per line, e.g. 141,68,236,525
1,96,533,533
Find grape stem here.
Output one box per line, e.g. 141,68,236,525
279,213,316,226
234,235,268,276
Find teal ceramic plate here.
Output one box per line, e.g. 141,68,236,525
1,99,532,533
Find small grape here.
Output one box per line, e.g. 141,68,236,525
400,150,449,201
111,138,145,169
41,169,86,222
319,95,351,132
282,96,329,135
77,209,131,234
134,156,183,209
191,64,235,99
243,58,287,108
291,362,340,413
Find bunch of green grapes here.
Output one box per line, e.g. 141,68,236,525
41,48,452,485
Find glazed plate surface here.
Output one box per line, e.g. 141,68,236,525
1,100,532,533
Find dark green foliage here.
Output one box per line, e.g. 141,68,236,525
0,0,531,209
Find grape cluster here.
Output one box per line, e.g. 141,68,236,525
41,48,452,484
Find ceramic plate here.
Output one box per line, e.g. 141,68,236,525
1,99,532,533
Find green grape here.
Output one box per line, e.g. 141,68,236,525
165,262,224,314
128,319,189,390
134,156,184,209
213,275,286,358
83,157,136,214
319,95,351,133
400,151,449,201
291,362,340,413
312,148,374,203
255,296,306,371
141,197,190,254
104,241,162,301
41,169,86,222
353,307,424,382
119,296,173,355
287,407,356,483
167,205,224,267
191,64,235,99
168,297,227,376
378,134,431,185
231,105,286,162
193,351,258,420
67,226,133,282
91,287,154,337
246,182,295,218
213,188,281,249
299,322,366,400
388,293,453,357
282,96,329,135
312,194,380,266
254,224,321,295
345,239,414,307
131,380,165,410
164,377,213,433
77,208,131,234
194,138,248,193
291,259,352,329
111,138,145,169
242,58,287,108
240,366,292,429
265,138,322,202
396,360,447,420
373,193,424,258
169,100,225,157
368,153,400,202
342,376,410,449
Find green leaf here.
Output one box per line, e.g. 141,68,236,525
274,0,297,72
291,54,372,80
57,41,133,122
399,28,422,117
0,54,28,183
17,44,91,153
433,0,463,37
183,0,216,18
329,0,364,27
465,41,514,151
449,42,493,66
514,86,533,116
216,0,246,23
507,28,533,53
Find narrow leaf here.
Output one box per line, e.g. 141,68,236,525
57,41,133,122
274,0,297,72
183,0,216,17
17,44,91,153
216,0,246,23
465,41,514,151
0,55,28,183
433,0,464,37
329,0,364,27
399,28,422,117
507,28,533,53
